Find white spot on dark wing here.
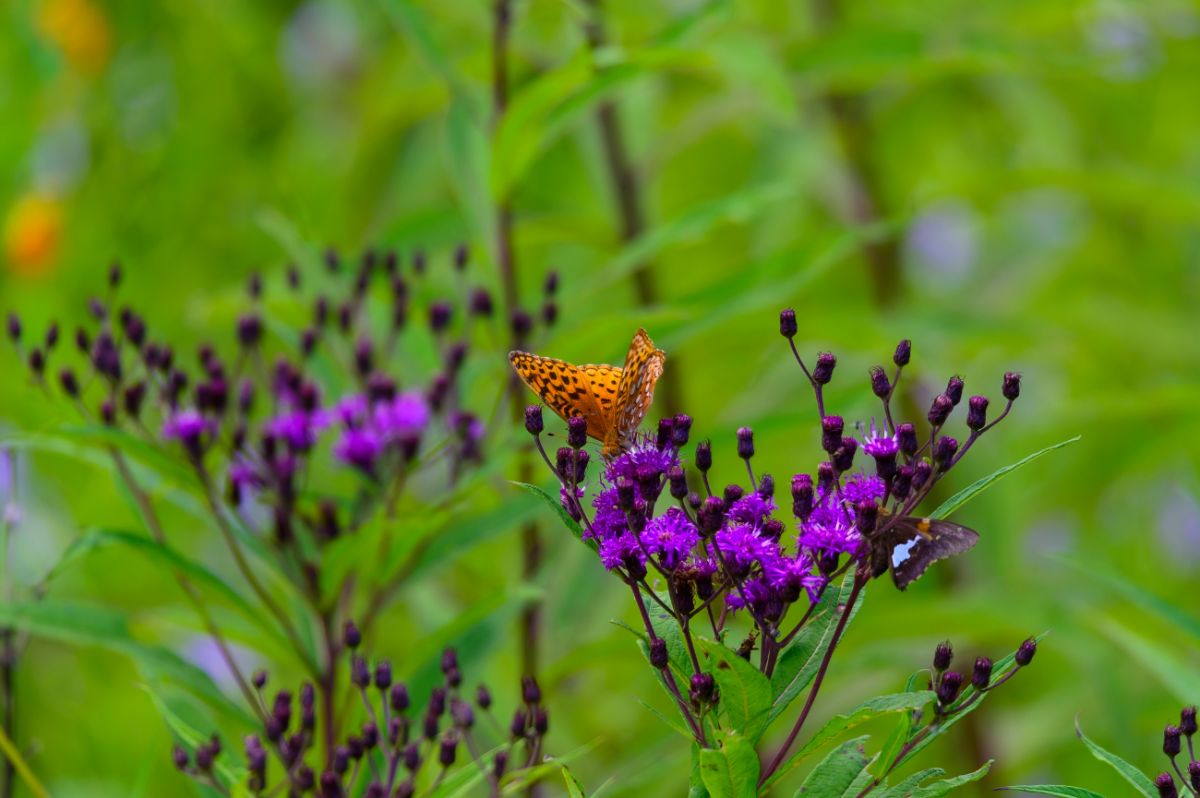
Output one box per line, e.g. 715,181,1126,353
891,538,918,569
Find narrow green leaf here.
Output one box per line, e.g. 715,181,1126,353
761,693,935,792
560,762,587,798
794,736,872,796
1075,718,1156,797
872,671,927,778
769,572,863,724
698,733,760,798
931,435,1081,519
690,743,711,798
893,761,992,797
701,640,774,743
512,481,596,549
998,787,1107,798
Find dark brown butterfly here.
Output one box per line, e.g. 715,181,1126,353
869,516,980,590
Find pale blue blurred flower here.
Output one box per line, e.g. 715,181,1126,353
904,201,979,287
1157,484,1200,565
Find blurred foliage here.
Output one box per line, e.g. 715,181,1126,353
1,0,1199,795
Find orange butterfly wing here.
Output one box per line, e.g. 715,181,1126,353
604,328,665,457
509,351,623,443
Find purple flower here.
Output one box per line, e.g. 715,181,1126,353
712,524,776,578
589,488,627,542
641,508,699,569
764,554,826,603
798,509,860,559
334,428,382,472
604,437,678,487
229,456,264,490
163,409,213,446
841,473,886,505
861,421,898,459
374,393,429,440
268,410,319,451
728,493,776,528
598,531,644,571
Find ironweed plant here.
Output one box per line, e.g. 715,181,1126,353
173,622,552,797
519,309,1059,796
3,248,561,792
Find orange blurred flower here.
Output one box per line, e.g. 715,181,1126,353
5,194,63,277
37,0,112,75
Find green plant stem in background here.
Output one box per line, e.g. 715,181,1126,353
0,722,46,798
580,0,683,416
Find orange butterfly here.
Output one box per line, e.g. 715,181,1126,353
510,329,665,458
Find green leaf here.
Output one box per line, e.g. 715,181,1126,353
761,692,935,792
769,572,863,725
560,762,587,798
872,671,927,779
701,640,774,743
998,787,1107,798
0,600,255,727
698,733,760,798
689,743,711,798
512,481,595,549
794,736,872,796
48,528,287,650
1074,717,1156,797
882,761,992,797
143,685,250,794
931,435,1081,519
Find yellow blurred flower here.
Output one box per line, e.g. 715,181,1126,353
4,194,63,277
37,0,112,75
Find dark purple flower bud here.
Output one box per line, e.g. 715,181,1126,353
543,270,559,295
821,415,844,454
44,322,58,349
237,314,262,348
936,671,963,705
870,366,890,398
343,621,361,649
389,682,410,713
668,466,688,500
476,684,492,710
332,745,350,774
286,264,301,290
510,309,533,342
934,641,953,671
319,771,343,797
763,518,784,540
445,666,462,688
541,301,557,326
74,327,89,354
374,660,392,690
1002,371,1021,401
299,328,318,358
533,707,549,735
429,301,452,333
323,247,340,273
430,686,448,716
108,261,122,288
451,698,474,729
791,474,814,520
736,427,754,460
945,376,964,406
100,399,116,427
656,417,675,450
854,500,878,535
779,308,797,339
423,711,440,741
1189,761,1200,791
437,731,458,768
469,288,493,317
972,657,993,690
692,497,721,537
813,352,836,384
687,491,702,511
172,745,189,770
351,656,370,688
672,414,692,448
758,473,775,498
27,348,44,376
1158,773,1179,798
912,460,933,490
567,416,587,449
649,637,669,669
252,669,267,689
933,436,958,468
892,466,913,500
723,484,744,505
928,393,953,426
896,423,918,456
510,709,528,738
88,297,106,320
615,477,635,511
696,440,712,472
1165,726,1183,757
893,339,911,366
493,751,508,781
402,742,421,772
832,438,857,472
522,405,544,438
354,337,373,376
522,674,541,704
1015,637,1037,666
337,302,354,333
965,395,989,431
1183,707,1198,737
411,250,427,274
123,382,146,419
817,462,836,494
689,672,715,704
362,721,379,749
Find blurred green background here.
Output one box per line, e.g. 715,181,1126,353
2,0,1199,794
